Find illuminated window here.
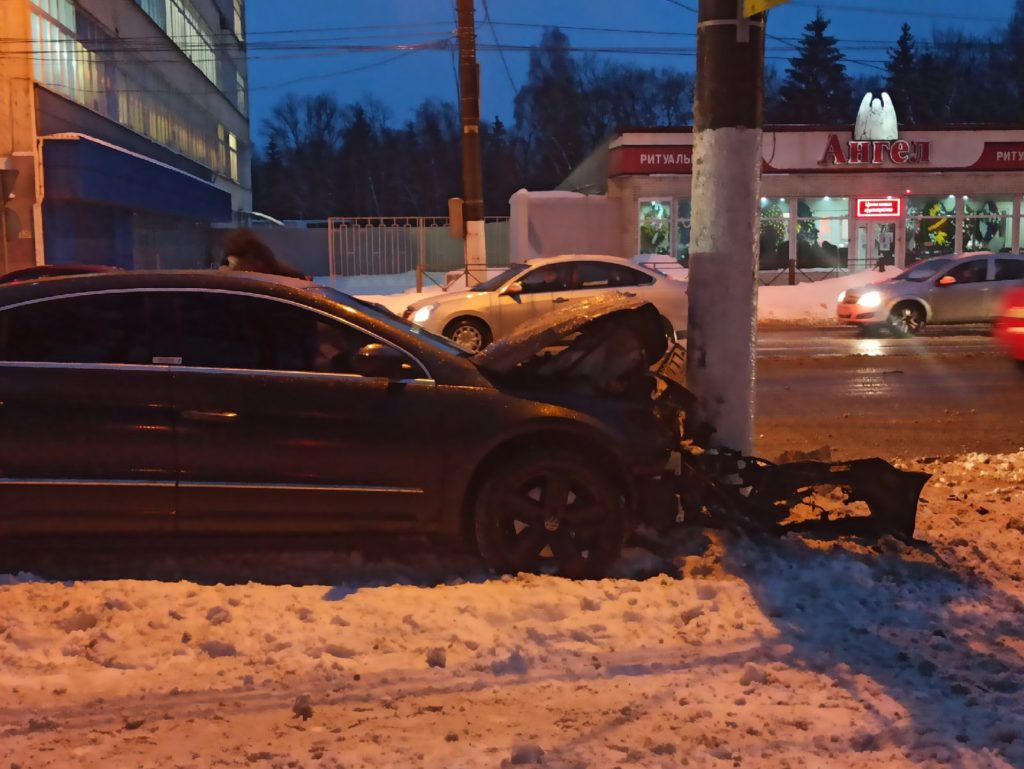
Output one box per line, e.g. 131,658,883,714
963,196,1013,253
906,196,955,265
796,197,849,269
233,0,244,41
638,199,672,256
228,131,238,182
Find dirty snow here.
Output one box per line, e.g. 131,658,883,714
2,451,1024,768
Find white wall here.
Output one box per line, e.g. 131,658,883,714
509,189,621,262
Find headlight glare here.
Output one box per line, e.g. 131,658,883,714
837,290,847,303
411,304,438,324
858,291,882,309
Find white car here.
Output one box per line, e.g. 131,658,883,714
402,254,689,352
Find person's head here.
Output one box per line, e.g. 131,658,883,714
219,229,305,279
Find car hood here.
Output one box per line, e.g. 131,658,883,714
473,293,668,378
404,289,488,313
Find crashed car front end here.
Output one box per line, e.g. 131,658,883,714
472,293,931,548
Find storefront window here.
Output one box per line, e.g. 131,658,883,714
675,199,691,266
906,195,956,265
963,196,1013,252
638,199,672,256
797,196,848,269
759,197,789,270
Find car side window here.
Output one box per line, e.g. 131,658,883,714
567,262,654,289
519,265,571,294
176,293,424,377
994,259,1024,281
944,260,989,284
0,293,152,364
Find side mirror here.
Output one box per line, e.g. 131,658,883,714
501,281,523,296
938,275,957,286
352,343,409,379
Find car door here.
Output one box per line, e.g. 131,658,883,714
546,261,651,307
165,290,443,534
0,291,176,533
493,264,571,336
929,258,993,323
991,258,1024,317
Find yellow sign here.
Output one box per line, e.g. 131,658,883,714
743,0,789,17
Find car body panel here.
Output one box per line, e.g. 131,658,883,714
0,271,676,545
405,254,688,349
994,287,1024,362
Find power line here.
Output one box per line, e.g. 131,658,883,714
482,0,518,96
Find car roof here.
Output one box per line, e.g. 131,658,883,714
523,254,663,277
0,269,318,305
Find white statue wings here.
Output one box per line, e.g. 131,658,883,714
854,92,898,141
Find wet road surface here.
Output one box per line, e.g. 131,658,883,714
753,337,1023,460
756,324,997,359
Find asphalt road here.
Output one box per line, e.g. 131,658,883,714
752,325,1023,461
756,324,997,359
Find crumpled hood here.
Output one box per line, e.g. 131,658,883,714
473,293,668,376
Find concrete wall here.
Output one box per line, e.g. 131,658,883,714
509,189,621,262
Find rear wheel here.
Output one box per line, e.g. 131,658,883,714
474,449,627,579
444,317,492,352
888,302,926,337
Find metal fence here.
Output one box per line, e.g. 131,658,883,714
327,216,509,288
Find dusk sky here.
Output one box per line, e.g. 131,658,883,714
245,0,1014,148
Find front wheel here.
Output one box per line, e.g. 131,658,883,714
888,302,926,337
474,449,627,579
444,317,492,352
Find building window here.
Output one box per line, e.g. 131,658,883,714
797,197,848,269
638,200,672,256
228,131,238,183
906,195,956,264
675,199,691,266
233,0,244,41
236,72,247,115
759,197,789,270
963,196,1013,253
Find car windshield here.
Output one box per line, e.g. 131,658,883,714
306,285,471,356
894,258,955,282
474,263,530,292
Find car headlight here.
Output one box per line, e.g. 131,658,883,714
411,304,438,324
837,290,847,303
857,291,882,309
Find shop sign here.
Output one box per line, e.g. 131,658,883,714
819,91,931,167
610,145,693,175
857,198,902,218
820,135,930,167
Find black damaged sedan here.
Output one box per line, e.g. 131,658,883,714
0,271,684,577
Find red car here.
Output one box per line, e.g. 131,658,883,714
994,287,1024,369
0,264,121,285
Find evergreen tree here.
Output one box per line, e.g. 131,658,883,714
1008,0,1024,120
779,11,852,124
885,24,918,124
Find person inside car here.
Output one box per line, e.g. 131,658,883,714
219,229,307,280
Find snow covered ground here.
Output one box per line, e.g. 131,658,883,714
326,265,895,323
3,451,1024,768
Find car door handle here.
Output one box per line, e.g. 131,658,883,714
620,291,637,297
180,410,239,423
553,297,570,303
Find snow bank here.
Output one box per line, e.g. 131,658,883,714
3,452,1024,768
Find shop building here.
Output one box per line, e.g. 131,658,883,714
524,97,1024,278
0,0,250,274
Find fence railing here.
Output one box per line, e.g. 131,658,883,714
327,216,509,288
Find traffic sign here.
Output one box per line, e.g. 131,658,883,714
743,0,789,17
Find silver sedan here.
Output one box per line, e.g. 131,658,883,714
402,254,689,352
837,252,1024,336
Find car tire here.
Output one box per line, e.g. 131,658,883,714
473,448,627,579
887,302,926,337
444,317,492,352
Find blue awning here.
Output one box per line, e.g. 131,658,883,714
42,134,232,222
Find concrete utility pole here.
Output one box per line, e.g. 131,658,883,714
456,0,487,285
685,0,767,453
